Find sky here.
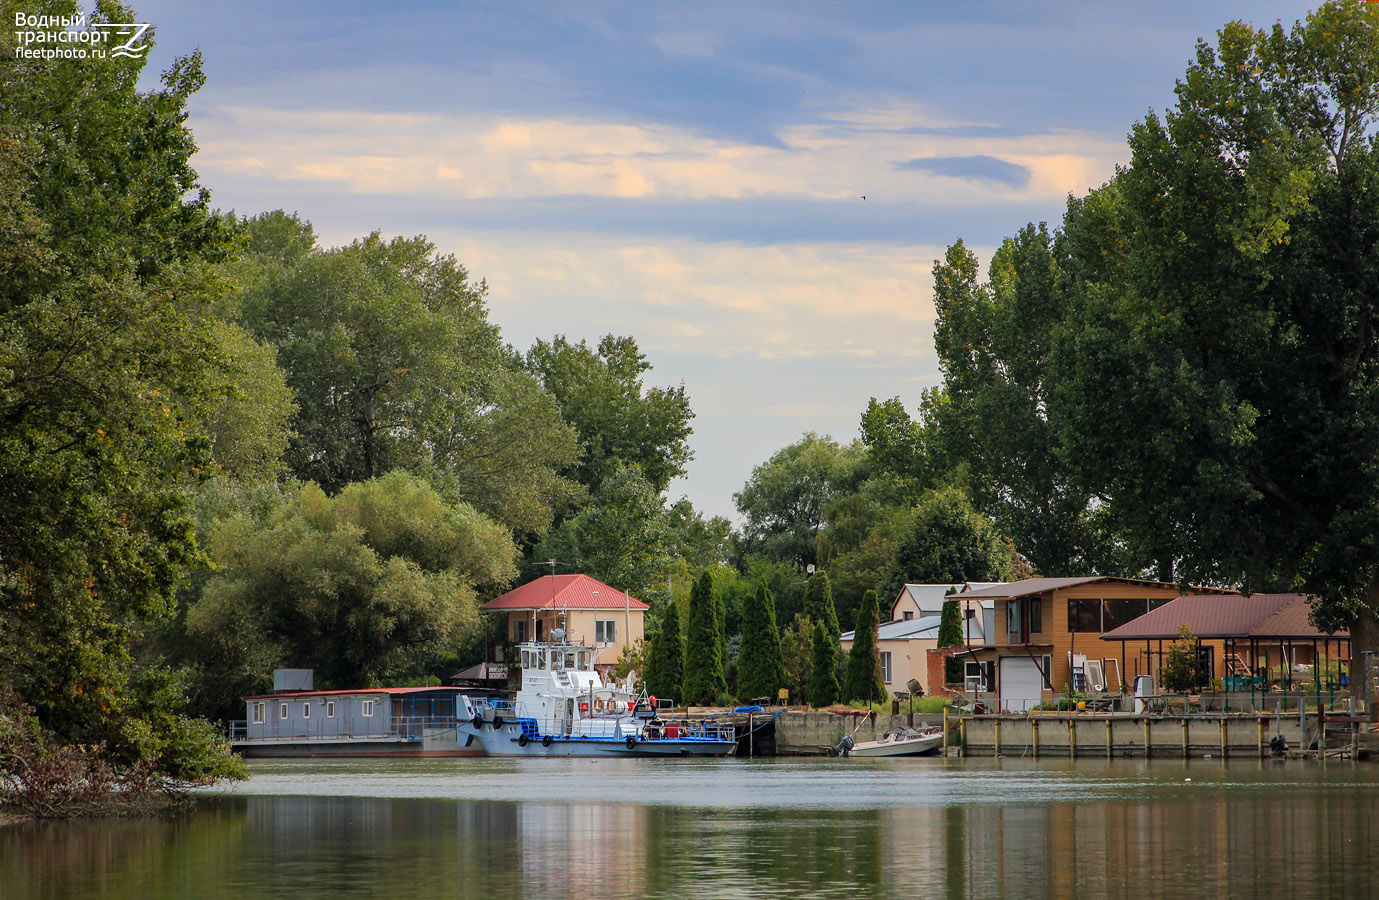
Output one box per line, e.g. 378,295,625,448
131,0,1312,519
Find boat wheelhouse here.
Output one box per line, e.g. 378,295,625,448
458,640,736,757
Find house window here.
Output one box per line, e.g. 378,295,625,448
252,702,266,724
595,619,616,644
1006,601,1021,636
1068,598,1102,633
879,651,893,684
903,611,914,621
279,703,289,720
326,701,335,718
1028,599,1042,634
1102,598,1148,632
302,703,310,719
362,700,375,717
511,618,527,642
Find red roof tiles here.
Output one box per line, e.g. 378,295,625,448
480,574,649,611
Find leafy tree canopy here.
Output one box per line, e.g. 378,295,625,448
189,472,512,689
526,334,694,495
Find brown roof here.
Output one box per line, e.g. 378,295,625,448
480,574,650,611
958,576,1194,600
1100,593,1346,641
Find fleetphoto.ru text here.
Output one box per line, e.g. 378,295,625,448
13,11,150,60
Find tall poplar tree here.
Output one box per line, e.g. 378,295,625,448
804,569,841,640
643,601,684,701
682,572,727,704
738,581,786,701
844,590,888,704
809,622,841,707
938,596,965,684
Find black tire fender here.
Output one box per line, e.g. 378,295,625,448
625,736,637,750
542,735,553,747
492,715,504,729
517,733,529,747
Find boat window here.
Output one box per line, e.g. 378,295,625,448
538,651,547,670
553,651,564,670
578,651,591,670
521,650,530,669
565,651,576,669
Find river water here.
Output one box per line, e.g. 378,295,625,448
3,757,1376,899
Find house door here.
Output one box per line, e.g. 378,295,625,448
999,657,1045,712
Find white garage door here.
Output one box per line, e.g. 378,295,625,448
999,657,1045,712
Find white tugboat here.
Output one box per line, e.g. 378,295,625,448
458,639,737,757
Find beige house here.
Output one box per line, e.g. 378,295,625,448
481,574,648,669
840,583,1005,696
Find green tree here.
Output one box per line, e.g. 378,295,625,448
189,472,513,690
809,622,841,707
643,601,684,702
930,230,1116,576
533,464,671,601
0,5,242,788
236,223,580,536
526,334,694,494
882,484,1016,600
738,581,786,701
682,572,727,704
843,590,888,704
1045,2,1379,692
803,569,841,640
1160,625,1203,693
938,596,965,684
779,615,815,706
735,433,864,568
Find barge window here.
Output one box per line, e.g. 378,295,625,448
252,702,265,724
279,703,288,720
362,700,375,717
302,703,310,718
326,701,335,718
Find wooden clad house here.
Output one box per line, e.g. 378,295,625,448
951,577,1236,711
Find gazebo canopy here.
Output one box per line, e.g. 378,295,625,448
1099,593,1346,642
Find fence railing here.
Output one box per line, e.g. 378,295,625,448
229,715,462,742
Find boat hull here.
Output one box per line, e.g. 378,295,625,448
846,733,944,757
459,722,736,758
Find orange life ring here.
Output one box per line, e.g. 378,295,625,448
594,698,604,713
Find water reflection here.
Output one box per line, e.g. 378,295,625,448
2,760,1376,899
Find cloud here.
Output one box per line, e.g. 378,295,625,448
894,154,1031,188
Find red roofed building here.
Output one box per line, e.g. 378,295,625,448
482,574,648,668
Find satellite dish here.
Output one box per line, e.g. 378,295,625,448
552,628,566,641
806,564,816,574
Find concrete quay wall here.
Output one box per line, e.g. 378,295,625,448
958,713,1308,758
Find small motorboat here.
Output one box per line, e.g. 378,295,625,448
833,727,943,757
